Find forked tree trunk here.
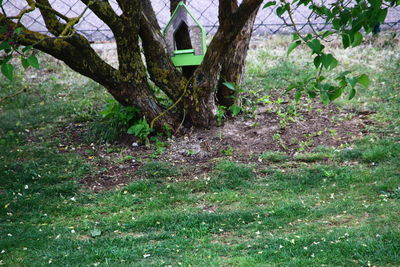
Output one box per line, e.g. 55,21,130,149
167,0,260,126
1,0,263,131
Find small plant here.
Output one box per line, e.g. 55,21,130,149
223,82,259,118
90,99,140,142
115,155,134,164
127,117,153,146
216,105,227,126
229,104,242,116
297,139,314,152
221,145,234,156
100,99,139,126
149,136,168,158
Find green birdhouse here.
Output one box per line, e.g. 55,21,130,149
163,2,207,67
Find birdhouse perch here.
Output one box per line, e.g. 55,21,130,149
163,2,207,67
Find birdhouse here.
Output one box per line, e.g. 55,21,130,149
163,1,207,67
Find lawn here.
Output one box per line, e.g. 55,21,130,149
0,34,399,266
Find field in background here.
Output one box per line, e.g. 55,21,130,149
0,34,399,266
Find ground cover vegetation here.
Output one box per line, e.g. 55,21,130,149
1,33,399,266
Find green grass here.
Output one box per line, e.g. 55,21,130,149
1,36,400,266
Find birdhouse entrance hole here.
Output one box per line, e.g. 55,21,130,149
163,2,207,67
173,21,193,50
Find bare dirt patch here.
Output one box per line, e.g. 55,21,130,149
51,100,374,192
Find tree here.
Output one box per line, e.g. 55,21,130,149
0,0,398,132
0,0,262,132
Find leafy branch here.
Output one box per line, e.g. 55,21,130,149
0,0,94,81
262,0,397,103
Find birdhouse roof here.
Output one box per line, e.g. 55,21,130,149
163,2,206,35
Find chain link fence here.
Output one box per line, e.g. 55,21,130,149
3,0,400,42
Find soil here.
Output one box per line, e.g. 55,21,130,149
50,99,375,192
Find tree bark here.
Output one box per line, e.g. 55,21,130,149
181,0,263,127
217,7,259,107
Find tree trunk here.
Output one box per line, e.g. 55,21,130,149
216,5,259,107
1,0,263,132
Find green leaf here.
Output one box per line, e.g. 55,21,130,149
229,104,242,116
320,91,331,104
342,34,350,48
348,88,356,100
285,84,297,93
307,89,317,98
378,8,388,23
0,26,7,34
294,90,302,102
347,77,358,88
276,6,285,17
332,18,341,30
90,229,102,238
337,71,351,79
0,55,12,65
222,82,236,91
1,63,14,81
0,41,11,51
22,46,33,53
21,57,30,69
287,41,301,55
14,27,23,35
313,55,321,68
128,124,144,136
357,74,370,88
322,30,334,39
27,55,40,69
352,32,363,47
0,0,3,7
321,54,338,70
307,39,323,53
328,86,343,101
263,1,276,8
368,0,382,9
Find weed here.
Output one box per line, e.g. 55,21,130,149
115,154,135,164
127,117,153,146
89,99,140,142
221,145,234,156
216,105,227,125
149,137,168,158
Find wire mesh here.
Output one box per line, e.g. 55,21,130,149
2,0,400,42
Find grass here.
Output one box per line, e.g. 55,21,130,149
1,34,400,266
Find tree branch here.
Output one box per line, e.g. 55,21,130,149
80,0,122,33
139,0,186,102
116,0,139,16
0,14,119,88
219,0,237,25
